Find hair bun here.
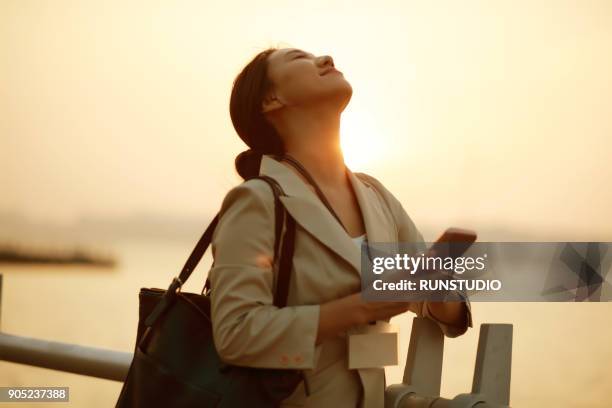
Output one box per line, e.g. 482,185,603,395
235,148,264,180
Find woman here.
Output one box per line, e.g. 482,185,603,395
208,47,473,408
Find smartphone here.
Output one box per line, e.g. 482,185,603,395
427,227,477,259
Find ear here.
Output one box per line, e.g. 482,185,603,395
261,92,284,114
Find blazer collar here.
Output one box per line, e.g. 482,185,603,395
258,154,395,276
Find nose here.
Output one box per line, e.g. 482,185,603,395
317,55,334,68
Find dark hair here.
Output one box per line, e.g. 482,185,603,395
230,47,285,180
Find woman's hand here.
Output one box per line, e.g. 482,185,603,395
346,292,413,324
315,292,413,345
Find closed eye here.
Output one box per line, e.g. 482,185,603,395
293,52,314,60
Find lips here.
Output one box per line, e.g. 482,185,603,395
321,67,341,76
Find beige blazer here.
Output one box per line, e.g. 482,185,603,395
208,154,473,408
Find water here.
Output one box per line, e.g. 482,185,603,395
1,236,611,407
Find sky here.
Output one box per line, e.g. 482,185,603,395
2,0,611,241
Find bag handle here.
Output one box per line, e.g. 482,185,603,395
144,175,296,327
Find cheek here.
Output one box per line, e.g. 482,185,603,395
277,67,322,101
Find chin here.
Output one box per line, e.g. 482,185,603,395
337,81,353,108
337,76,352,92
306,81,353,110
328,78,353,99
339,87,352,111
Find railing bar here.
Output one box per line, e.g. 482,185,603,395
0,332,131,382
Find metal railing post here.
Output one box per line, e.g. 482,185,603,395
386,317,513,408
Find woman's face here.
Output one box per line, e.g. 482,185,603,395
263,48,352,112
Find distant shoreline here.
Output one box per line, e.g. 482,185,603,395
0,245,117,267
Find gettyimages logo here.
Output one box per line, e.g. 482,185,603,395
360,242,612,302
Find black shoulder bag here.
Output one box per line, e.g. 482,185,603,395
115,175,308,408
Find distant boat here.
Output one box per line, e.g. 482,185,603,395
0,244,117,267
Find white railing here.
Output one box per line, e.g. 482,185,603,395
386,317,512,407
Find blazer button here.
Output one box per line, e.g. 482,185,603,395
293,355,303,364
280,354,290,365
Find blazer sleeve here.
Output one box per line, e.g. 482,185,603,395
357,173,473,338
208,180,320,369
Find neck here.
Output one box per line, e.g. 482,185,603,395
279,107,347,188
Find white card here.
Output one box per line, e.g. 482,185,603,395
347,321,399,369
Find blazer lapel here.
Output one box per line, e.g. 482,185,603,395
348,170,401,260
346,169,396,247
258,154,395,277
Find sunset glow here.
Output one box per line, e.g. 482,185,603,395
340,109,385,171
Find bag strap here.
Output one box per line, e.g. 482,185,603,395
144,175,295,327
272,153,348,234
203,175,296,308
